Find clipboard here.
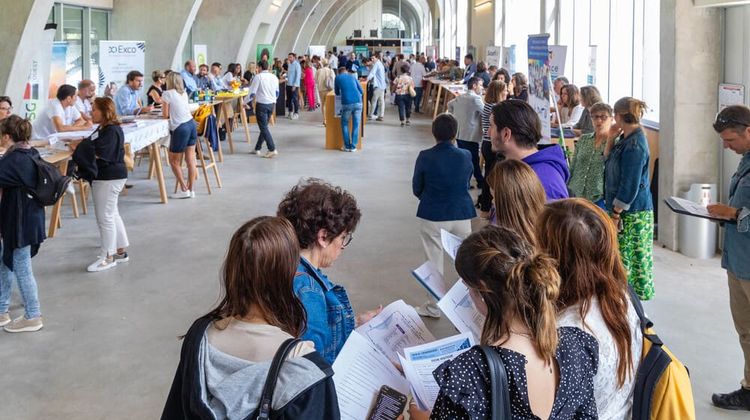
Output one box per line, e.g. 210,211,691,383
664,197,730,223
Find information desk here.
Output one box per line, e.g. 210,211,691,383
324,81,368,150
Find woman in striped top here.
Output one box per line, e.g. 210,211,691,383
477,80,508,218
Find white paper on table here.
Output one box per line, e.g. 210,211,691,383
438,280,485,343
411,260,448,300
332,331,409,420
401,332,476,410
440,229,463,261
356,300,435,365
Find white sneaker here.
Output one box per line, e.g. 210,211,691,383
292,113,299,120
286,113,293,119
250,150,262,155
87,256,117,272
349,148,357,153
170,190,191,199
415,302,441,318
264,150,278,158
190,190,196,198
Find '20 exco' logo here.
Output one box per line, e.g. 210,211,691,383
108,45,137,54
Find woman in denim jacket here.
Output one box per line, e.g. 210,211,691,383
277,179,382,364
604,97,654,300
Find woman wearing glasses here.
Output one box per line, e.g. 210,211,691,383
0,96,12,121
277,179,382,364
605,97,654,300
568,102,621,208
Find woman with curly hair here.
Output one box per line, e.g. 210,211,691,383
277,179,382,364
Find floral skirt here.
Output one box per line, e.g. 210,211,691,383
618,210,655,300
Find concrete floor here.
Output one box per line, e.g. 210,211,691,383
0,106,746,419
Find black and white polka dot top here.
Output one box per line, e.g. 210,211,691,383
431,327,599,420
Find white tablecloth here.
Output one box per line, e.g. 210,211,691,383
50,119,170,153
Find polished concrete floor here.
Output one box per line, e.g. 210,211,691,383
0,106,746,419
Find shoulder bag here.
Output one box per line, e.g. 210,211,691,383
478,345,512,420
256,338,302,420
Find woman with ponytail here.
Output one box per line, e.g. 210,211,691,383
0,115,46,332
409,225,599,419
605,97,654,300
539,198,643,419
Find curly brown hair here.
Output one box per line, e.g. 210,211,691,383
277,179,362,249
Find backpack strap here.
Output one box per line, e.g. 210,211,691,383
478,346,512,420
627,284,653,334
257,338,301,420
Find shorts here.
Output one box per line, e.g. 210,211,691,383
170,119,197,153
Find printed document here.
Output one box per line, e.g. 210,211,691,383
399,332,476,410
412,261,448,300
437,280,485,342
356,300,436,365
440,229,463,261
332,331,409,420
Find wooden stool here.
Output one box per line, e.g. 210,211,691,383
172,137,221,194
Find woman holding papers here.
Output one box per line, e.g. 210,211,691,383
604,97,654,300
278,179,382,364
539,199,643,419
409,225,598,419
162,217,340,418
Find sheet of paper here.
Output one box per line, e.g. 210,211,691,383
356,300,435,365
401,332,476,410
438,280,485,343
668,196,712,218
440,229,463,261
411,261,448,300
332,331,409,420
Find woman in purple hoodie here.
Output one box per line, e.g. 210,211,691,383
487,99,570,200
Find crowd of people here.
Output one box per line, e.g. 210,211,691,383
1,47,750,417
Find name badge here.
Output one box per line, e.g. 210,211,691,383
90,131,99,141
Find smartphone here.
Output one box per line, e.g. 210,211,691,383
367,385,408,420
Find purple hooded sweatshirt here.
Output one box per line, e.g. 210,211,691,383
522,144,570,200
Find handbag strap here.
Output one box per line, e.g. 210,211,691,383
479,345,512,420
257,338,301,420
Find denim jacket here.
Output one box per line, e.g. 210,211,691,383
293,257,355,364
723,153,750,280
604,127,653,213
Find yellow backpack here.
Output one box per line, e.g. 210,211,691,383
629,288,696,420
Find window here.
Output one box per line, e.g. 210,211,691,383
47,3,112,89
63,5,84,85
383,13,406,30
90,9,109,89
493,0,660,122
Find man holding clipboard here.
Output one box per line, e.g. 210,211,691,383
707,105,750,411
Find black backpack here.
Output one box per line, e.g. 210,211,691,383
27,154,71,206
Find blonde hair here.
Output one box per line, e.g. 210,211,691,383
613,97,648,124
489,159,547,246
165,72,185,94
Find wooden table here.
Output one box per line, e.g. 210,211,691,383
324,81,368,150
214,92,251,158
42,149,73,238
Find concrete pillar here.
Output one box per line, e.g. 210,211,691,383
110,0,202,74
659,0,722,250
0,0,55,107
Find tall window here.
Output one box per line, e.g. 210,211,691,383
382,13,406,30
495,0,660,123
48,3,111,88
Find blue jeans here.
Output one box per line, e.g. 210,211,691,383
0,246,41,319
340,102,362,150
414,87,424,112
395,94,413,121
254,103,276,152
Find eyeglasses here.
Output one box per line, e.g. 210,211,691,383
591,114,610,120
0,106,11,112
715,112,750,128
341,232,354,248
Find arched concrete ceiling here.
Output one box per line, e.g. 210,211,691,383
275,0,435,53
